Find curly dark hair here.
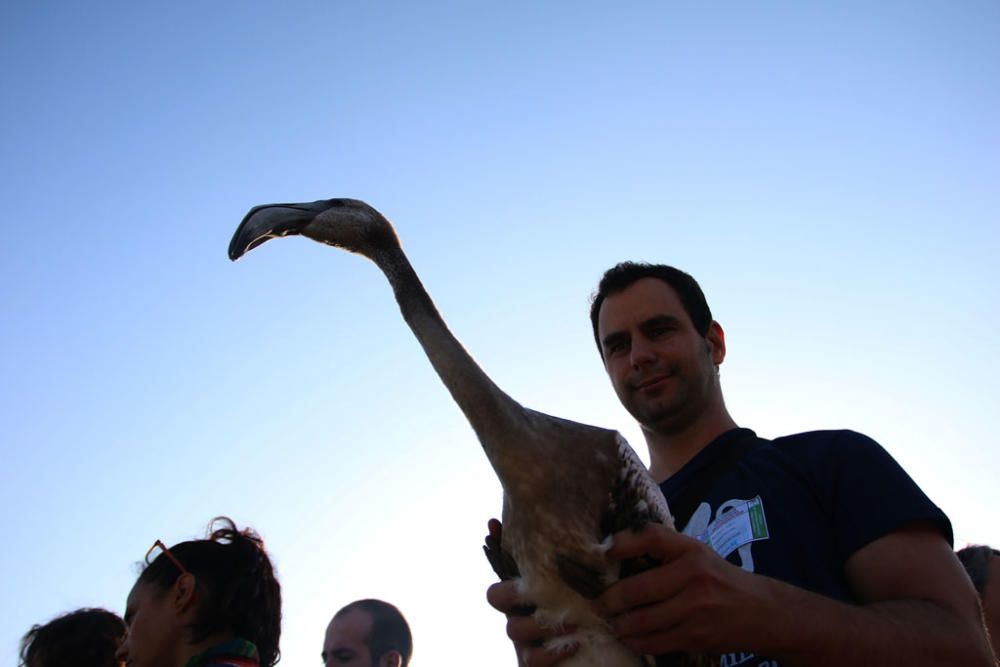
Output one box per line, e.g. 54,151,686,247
138,517,282,666
19,608,126,667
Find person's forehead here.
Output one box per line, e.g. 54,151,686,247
124,582,147,619
598,278,687,333
325,609,372,646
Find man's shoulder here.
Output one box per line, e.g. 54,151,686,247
762,429,888,468
769,428,881,450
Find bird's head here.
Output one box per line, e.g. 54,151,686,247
228,198,400,261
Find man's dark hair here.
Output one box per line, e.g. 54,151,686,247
957,545,999,595
589,261,713,358
335,599,413,666
138,517,282,667
19,608,125,667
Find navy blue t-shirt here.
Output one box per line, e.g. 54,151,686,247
657,428,950,667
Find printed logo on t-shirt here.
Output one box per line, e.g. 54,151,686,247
683,498,777,666
684,495,770,569
720,653,779,667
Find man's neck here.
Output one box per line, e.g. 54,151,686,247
644,411,738,483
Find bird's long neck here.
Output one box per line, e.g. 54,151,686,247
371,246,524,441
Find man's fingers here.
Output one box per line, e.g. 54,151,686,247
600,560,688,616
505,615,578,643
601,530,717,616
506,615,551,643
605,523,693,561
487,580,525,613
614,608,714,656
487,579,537,619
610,597,683,639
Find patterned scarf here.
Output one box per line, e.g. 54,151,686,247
184,638,260,667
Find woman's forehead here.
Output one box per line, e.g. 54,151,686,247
124,581,155,619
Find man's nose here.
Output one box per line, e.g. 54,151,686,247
630,337,656,368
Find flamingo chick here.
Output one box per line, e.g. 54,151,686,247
229,198,707,667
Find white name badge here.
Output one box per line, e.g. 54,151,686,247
699,496,769,559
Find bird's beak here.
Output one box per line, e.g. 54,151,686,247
228,200,339,261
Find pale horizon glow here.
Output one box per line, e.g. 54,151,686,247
2,3,998,666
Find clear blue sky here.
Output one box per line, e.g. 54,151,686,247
2,2,998,665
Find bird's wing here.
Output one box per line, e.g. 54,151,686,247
601,433,675,580
604,433,673,533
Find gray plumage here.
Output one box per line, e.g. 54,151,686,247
229,198,707,667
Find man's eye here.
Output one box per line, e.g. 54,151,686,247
650,325,673,338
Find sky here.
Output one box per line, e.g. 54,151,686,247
2,2,998,665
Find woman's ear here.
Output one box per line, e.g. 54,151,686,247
172,572,198,614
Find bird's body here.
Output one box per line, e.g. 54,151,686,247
229,199,698,667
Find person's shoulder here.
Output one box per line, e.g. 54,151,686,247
767,429,886,463
771,429,880,447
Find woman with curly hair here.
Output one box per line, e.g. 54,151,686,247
116,517,282,667
20,607,126,667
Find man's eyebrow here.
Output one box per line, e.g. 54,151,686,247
639,314,681,329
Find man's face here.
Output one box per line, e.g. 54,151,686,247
597,277,722,434
322,609,374,667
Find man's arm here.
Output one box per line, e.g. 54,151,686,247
601,522,994,666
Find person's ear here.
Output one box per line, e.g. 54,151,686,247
706,320,726,366
379,650,402,667
172,572,198,615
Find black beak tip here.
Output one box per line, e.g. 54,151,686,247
227,206,271,261
227,223,251,261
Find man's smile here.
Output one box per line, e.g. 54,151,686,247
632,372,673,391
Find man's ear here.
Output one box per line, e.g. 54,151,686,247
379,650,402,667
706,320,726,365
172,572,198,615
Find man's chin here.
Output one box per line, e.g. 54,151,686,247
632,402,692,434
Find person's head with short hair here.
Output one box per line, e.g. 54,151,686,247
958,545,1000,655
322,599,412,667
589,261,713,360
116,517,282,667
590,262,731,451
19,608,126,667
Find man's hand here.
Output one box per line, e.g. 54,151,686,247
600,522,995,666
601,523,771,656
485,520,579,667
